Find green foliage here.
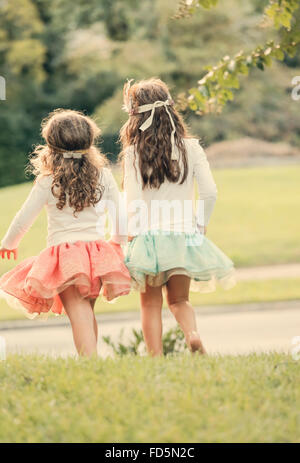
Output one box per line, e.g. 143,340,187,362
180,0,300,113
0,0,300,187
103,325,187,356
162,324,187,355
265,0,299,29
0,0,47,186
0,0,46,81
103,328,145,356
174,0,219,19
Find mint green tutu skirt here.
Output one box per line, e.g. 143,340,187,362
125,231,236,293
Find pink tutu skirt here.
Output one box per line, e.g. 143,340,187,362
0,240,131,318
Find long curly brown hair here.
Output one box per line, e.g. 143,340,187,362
28,109,107,214
120,78,191,189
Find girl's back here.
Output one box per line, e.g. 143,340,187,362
23,167,120,248
124,137,217,234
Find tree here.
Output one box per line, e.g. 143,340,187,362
0,0,299,187
175,0,300,114
0,0,46,186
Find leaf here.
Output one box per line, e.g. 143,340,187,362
256,60,265,71
272,47,285,60
237,62,249,75
198,85,210,98
188,98,198,111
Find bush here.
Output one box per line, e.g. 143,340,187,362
103,325,188,356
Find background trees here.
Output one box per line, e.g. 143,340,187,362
0,0,299,186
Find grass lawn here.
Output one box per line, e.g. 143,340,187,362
0,165,299,321
1,165,299,270
211,165,300,267
0,353,299,443
0,278,300,321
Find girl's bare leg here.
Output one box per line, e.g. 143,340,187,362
140,283,163,357
166,275,206,354
60,286,97,357
89,298,98,342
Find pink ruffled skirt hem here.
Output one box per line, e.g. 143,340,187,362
0,240,131,318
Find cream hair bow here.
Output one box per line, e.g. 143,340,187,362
63,151,84,159
123,79,179,161
48,143,89,159
137,100,179,161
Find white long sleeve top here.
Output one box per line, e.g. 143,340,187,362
123,138,217,235
1,168,126,250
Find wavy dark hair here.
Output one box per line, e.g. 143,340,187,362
120,78,191,189
28,109,107,214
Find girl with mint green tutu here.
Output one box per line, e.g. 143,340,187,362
120,78,236,356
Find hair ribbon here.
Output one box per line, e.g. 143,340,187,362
63,151,84,159
138,100,179,161
48,142,89,159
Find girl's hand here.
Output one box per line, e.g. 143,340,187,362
0,248,18,260
128,236,135,242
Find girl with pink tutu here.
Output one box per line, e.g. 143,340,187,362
0,109,131,356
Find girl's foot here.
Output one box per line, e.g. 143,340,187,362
188,331,207,355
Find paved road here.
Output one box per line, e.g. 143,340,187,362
1,300,299,358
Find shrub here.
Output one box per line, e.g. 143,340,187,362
103,325,188,356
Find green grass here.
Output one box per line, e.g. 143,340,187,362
0,278,299,321
0,165,300,321
1,165,300,271
211,165,300,267
0,353,299,443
